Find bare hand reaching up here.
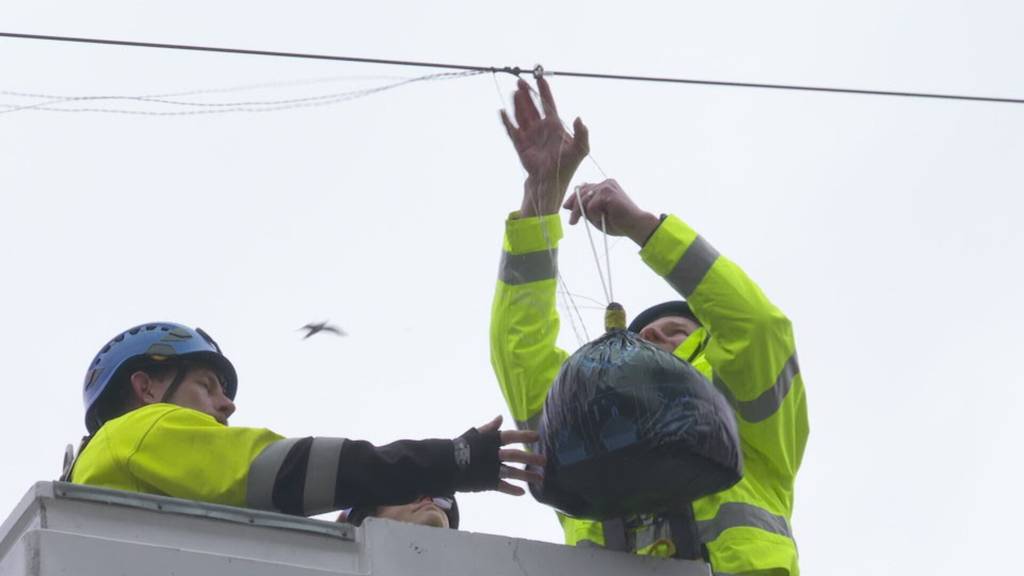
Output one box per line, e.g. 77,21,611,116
501,77,589,217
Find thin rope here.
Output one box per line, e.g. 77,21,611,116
557,273,589,345
4,31,1024,105
573,186,611,304
0,74,406,102
558,291,607,308
0,70,481,116
602,214,613,302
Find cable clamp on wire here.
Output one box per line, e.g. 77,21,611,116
533,64,545,79
493,66,524,77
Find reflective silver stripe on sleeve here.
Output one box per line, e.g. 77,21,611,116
664,236,719,297
698,502,792,544
713,353,800,423
246,437,301,512
498,249,558,285
302,437,346,516
514,412,542,432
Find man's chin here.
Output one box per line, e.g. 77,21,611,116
415,508,449,529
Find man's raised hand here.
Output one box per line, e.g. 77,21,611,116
563,179,661,246
500,77,589,217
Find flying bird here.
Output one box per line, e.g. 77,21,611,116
299,321,346,339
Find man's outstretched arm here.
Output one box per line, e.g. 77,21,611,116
491,77,589,431
95,406,543,516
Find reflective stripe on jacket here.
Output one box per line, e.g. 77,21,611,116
490,213,808,576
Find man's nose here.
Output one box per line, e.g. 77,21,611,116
219,396,236,420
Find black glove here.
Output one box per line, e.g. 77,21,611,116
452,427,501,491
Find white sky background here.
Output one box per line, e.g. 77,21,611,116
2,1,1023,573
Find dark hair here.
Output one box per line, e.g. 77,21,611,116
90,361,182,428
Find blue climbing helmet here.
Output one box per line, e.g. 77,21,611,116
82,322,238,434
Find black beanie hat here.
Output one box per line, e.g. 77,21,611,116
627,301,699,333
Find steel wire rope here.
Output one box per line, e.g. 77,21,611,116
3,31,1024,105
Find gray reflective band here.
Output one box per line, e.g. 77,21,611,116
697,502,792,544
499,249,557,285
602,518,629,551
303,437,345,515
665,236,719,297
714,353,800,423
246,437,301,512
514,412,542,432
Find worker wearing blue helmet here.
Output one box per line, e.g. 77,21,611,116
70,322,546,520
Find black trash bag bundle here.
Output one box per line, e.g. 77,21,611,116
531,329,742,519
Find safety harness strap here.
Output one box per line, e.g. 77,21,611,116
160,363,189,404
602,518,629,551
668,506,705,561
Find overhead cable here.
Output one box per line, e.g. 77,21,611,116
3,31,1024,106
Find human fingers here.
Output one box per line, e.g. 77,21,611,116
499,428,539,446
565,184,591,224
477,415,503,433
576,184,607,226
573,117,590,156
499,448,546,467
585,185,612,223
500,110,523,151
513,79,541,130
537,75,559,120
562,184,583,210
499,464,545,486
495,480,526,496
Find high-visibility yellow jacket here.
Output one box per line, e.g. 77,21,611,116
72,403,498,515
491,213,808,575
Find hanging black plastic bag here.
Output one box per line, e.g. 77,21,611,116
531,329,742,519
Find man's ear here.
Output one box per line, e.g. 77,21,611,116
128,371,161,406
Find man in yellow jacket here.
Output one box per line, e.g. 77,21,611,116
491,77,808,574
71,322,544,518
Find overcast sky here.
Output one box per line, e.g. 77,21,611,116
2,2,1022,574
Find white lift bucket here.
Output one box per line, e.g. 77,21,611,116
0,482,710,575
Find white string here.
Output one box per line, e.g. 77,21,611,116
558,290,606,308
0,70,481,116
0,74,406,103
526,82,616,308
601,214,613,302
573,186,611,305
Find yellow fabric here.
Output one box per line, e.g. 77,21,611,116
491,213,807,575
491,213,568,425
71,403,284,507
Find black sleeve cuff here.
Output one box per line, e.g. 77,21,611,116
640,214,668,248
453,427,501,492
